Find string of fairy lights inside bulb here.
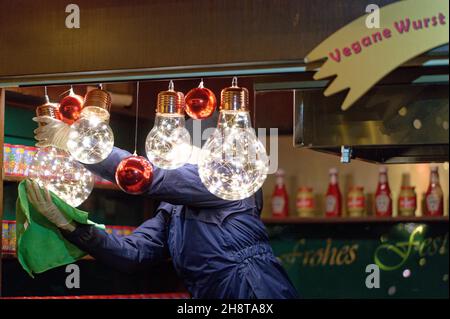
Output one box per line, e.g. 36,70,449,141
30,77,269,206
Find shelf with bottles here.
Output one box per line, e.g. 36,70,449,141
261,215,449,224
269,165,448,221
1,220,136,259
3,143,119,190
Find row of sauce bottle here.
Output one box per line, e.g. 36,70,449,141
271,166,445,218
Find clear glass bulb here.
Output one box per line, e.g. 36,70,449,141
145,114,192,169
67,113,114,164
198,110,269,200
29,146,94,207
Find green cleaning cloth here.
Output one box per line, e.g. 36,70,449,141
15,180,104,277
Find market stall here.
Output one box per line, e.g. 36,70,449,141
0,0,448,299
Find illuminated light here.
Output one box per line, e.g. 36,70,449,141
443,121,449,130
419,258,426,266
416,225,425,234
388,286,396,296
68,117,114,164
413,119,422,130
145,81,192,169
67,87,114,164
198,78,269,201
398,107,408,116
402,269,411,278
29,146,94,207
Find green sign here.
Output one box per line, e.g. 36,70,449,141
267,222,449,298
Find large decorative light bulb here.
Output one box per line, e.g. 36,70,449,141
145,81,192,169
29,147,94,207
67,88,114,164
198,78,269,200
31,101,94,207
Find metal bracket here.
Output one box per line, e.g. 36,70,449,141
340,145,352,163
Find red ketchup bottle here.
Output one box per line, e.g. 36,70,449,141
271,169,289,218
375,166,393,217
425,166,444,216
325,168,342,217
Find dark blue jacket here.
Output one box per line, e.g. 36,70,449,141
63,147,298,299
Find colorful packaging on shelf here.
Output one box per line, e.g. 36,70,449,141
296,187,315,217
105,225,135,237
11,145,26,175
398,186,417,217
4,143,15,175
3,144,37,177
7,222,16,252
22,146,38,176
1,221,16,254
2,222,10,253
347,186,366,217
94,175,115,187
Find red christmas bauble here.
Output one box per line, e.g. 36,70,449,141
115,156,153,195
59,92,84,125
185,83,217,120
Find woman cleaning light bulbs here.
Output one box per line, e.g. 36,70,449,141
33,79,269,205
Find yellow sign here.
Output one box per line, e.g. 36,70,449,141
306,0,449,110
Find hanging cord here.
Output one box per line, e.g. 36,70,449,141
133,81,140,156
59,85,74,97
44,86,49,103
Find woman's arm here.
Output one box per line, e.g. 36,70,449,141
62,211,170,274
84,147,250,210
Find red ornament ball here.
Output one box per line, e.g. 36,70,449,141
185,82,217,120
59,92,84,125
115,156,153,195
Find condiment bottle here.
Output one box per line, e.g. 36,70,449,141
297,187,315,217
398,186,417,217
325,168,342,217
424,166,444,216
347,186,365,217
375,166,392,217
272,169,289,218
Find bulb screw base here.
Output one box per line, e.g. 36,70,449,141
36,102,61,127
220,80,249,112
84,88,112,112
156,82,185,114
83,88,112,122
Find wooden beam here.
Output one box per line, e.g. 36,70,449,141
0,88,5,296
0,0,398,86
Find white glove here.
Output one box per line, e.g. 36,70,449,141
26,179,76,232
32,116,71,151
